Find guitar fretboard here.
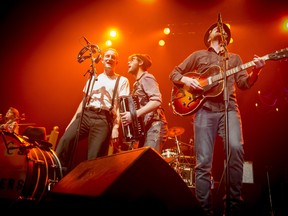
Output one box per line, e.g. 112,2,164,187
212,54,270,82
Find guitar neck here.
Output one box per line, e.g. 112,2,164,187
213,54,270,82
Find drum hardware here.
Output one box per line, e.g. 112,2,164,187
178,141,194,147
178,155,196,165
168,133,187,175
162,129,196,187
48,179,58,191
180,165,195,188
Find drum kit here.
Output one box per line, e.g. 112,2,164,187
161,126,195,187
0,129,63,208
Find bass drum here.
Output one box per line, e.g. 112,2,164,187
0,130,63,207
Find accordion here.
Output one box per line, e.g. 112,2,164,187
119,95,145,141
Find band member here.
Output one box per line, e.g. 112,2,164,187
56,48,130,175
120,53,168,153
0,107,20,134
169,21,266,216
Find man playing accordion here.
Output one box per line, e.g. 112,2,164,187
120,54,168,153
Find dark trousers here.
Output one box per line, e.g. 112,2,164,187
55,109,112,173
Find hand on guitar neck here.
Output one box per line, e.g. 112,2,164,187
248,55,266,85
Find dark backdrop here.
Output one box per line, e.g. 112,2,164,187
1,0,287,214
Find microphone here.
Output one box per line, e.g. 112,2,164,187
83,36,91,45
217,13,223,31
217,13,226,46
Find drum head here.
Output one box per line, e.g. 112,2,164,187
161,148,178,163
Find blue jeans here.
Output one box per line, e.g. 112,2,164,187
194,108,244,216
141,120,168,153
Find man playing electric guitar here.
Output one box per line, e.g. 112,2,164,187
169,19,266,216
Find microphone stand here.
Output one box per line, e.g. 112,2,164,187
68,37,100,171
218,13,231,216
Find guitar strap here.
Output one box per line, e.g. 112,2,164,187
106,75,121,132
110,75,121,111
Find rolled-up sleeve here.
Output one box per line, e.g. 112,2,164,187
141,74,162,102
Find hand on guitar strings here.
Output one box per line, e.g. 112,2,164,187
181,76,203,90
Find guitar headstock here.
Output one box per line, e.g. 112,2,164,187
268,48,288,61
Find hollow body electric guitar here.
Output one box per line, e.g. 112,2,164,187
171,48,288,116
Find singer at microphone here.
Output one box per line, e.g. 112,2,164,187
169,16,267,216
55,48,130,178
203,14,230,48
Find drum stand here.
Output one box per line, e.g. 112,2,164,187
172,136,191,171
171,135,182,174
170,135,195,187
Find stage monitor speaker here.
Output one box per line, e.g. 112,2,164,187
48,147,204,214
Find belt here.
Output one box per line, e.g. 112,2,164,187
85,107,110,114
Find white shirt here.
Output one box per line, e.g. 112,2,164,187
84,72,130,114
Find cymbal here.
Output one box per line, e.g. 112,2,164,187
167,127,185,137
